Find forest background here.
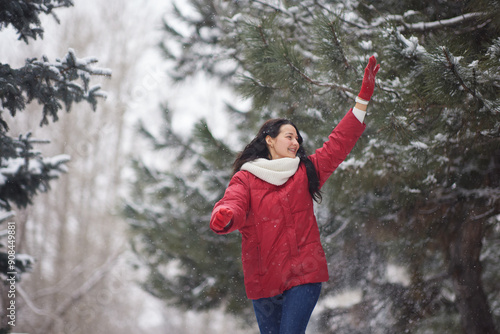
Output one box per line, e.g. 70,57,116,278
0,0,245,333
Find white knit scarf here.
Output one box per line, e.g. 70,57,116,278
240,157,300,186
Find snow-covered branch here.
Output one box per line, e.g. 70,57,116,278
0,48,111,131
395,12,487,33
441,47,498,112
342,11,488,34
0,0,75,43
0,132,71,210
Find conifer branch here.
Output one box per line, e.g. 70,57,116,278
250,0,283,13
378,84,400,99
441,47,487,108
339,11,487,35
315,2,335,16
257,25,268,46
299,2,316,18
249,0,312,26
325,219,350,241
327,20,351,69
397,12,487,33
442,47,472,96
283,54,354,93
455,19,492,34
244,75,278,90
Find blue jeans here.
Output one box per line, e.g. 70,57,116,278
252,283,322,334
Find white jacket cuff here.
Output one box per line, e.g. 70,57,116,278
352,107,366,123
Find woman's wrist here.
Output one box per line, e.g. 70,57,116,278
354,101,368,111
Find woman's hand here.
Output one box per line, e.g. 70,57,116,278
212,207,233,230
357,56,380,103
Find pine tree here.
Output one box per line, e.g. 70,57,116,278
0,0,111,212
125,106,252,316
0,2,110,331
128,1,499,333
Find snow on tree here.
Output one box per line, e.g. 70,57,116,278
0,2,110,332
0,0,74,43
127,1,499,333
0,1,111,211
126,107,250,315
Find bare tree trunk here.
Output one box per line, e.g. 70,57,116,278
447,204,498,334
39,251,122,334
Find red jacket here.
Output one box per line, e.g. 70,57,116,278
210,110,366,299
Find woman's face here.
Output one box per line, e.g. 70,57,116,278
266,124,300,159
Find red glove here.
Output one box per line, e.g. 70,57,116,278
357,56,380,102
212,208,233,230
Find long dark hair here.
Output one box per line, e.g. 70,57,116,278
233,118,322,203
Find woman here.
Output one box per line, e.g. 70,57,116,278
210,56,380,333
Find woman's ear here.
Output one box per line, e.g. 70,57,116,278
265,135,274,148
